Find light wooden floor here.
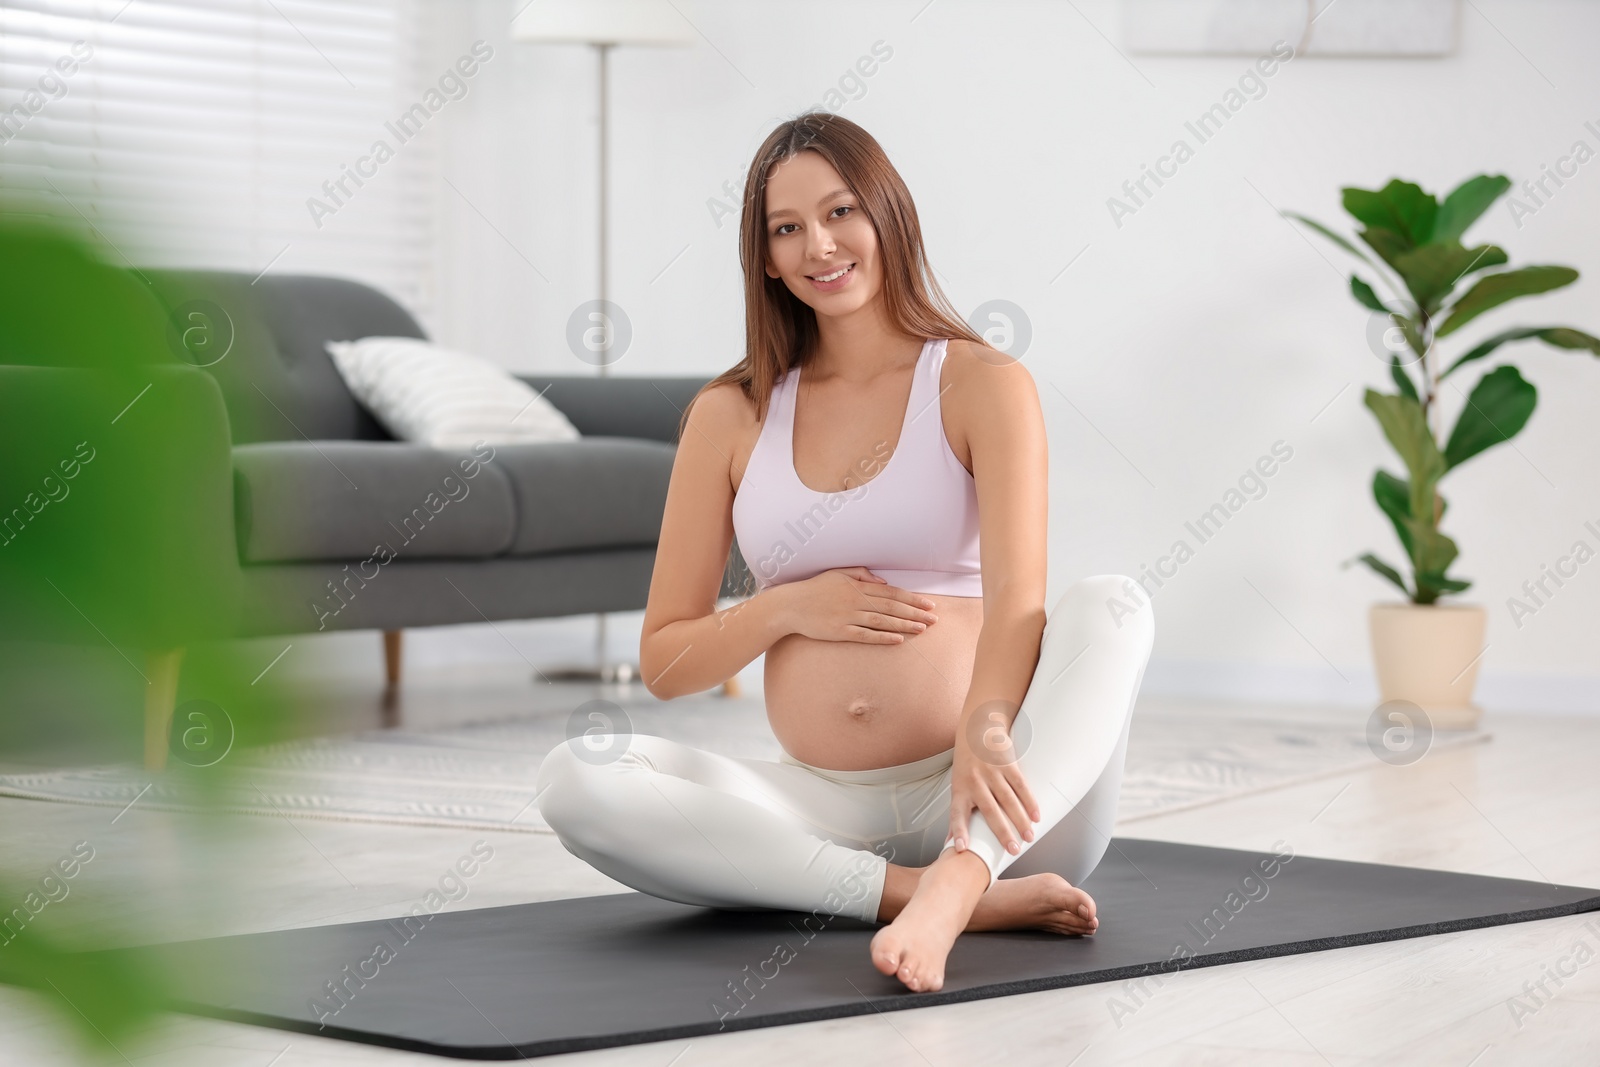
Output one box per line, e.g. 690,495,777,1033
2,671,1597,1066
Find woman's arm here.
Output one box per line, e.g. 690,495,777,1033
639,383,793,701
643,586,794,701
944,340,1051,851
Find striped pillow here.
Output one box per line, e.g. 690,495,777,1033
325,337,581,448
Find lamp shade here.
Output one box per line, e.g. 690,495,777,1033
512,0,694,47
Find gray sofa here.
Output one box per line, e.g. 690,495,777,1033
5,268,746,768
168,270,737,628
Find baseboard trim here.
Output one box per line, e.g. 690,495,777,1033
246,616,1600,718
1141,657,1599,717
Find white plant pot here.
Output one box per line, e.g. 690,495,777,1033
1368,601,1487,730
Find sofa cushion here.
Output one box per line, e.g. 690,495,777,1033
489,438,675,555
233,442,516,564
326,336,581,447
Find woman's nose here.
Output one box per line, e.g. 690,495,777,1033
806,228,835,258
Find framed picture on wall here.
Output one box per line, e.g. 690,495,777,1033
1122,0,1459,56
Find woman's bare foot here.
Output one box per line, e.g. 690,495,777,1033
871,859,1100,991
869,848,990,992
966,872,1098,935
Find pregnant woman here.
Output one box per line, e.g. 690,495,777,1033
537,112,1154,993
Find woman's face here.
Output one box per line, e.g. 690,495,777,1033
762,150,880,319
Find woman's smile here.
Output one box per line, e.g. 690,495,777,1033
807,262,856,291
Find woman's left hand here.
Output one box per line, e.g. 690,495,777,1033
947,711,1041,857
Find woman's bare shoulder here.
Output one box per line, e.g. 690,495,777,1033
687,379,758,429
682,380,763,487
943,337,1039,405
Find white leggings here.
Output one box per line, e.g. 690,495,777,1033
535,574,1155,924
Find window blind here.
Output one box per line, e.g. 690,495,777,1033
0,0,435,319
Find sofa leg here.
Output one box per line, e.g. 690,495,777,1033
381,630,402,728
722,676,741,698
144,648,185,772
383,630,403,686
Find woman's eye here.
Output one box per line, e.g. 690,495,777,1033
773,207,849,236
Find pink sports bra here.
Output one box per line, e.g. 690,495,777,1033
731,336,983,597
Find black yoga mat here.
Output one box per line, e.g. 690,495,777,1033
86,839,1600,1060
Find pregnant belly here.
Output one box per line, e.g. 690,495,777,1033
763,593,983,771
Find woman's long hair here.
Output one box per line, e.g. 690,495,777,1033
676,111,987,442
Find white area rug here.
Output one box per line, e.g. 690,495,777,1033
0,698,1490,834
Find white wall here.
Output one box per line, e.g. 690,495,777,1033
410,0,1600,714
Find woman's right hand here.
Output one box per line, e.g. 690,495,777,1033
777,567,939,643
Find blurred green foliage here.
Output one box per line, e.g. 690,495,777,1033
0,213,298,1058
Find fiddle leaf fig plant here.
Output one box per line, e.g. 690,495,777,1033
1286,175,1600,605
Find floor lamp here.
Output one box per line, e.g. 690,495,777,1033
513,1,691,685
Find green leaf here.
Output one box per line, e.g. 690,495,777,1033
1436,265,1580,337
0,920,171,1056
1459,245,1510,277
1441,325,1600,379
1390,243,1508,312
1403,519,1461,584
1432,175,1512,244
1389,355,1419,402
1344,180,1437,246
1374,468,1459,594
1282,211,1380,267
1350,275,1389,311
1387,180,1439,246
1396,315,1431,361
1347,552,1410,597
1443,363,1538,469
1414,569,1472,604
1358,226,1412,271
1364,390,1446,522
1372,468,1416,558
1343,187,1401,234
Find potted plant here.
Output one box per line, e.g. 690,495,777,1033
1287,175,1599,729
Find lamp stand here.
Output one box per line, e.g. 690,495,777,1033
540,41,639,688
